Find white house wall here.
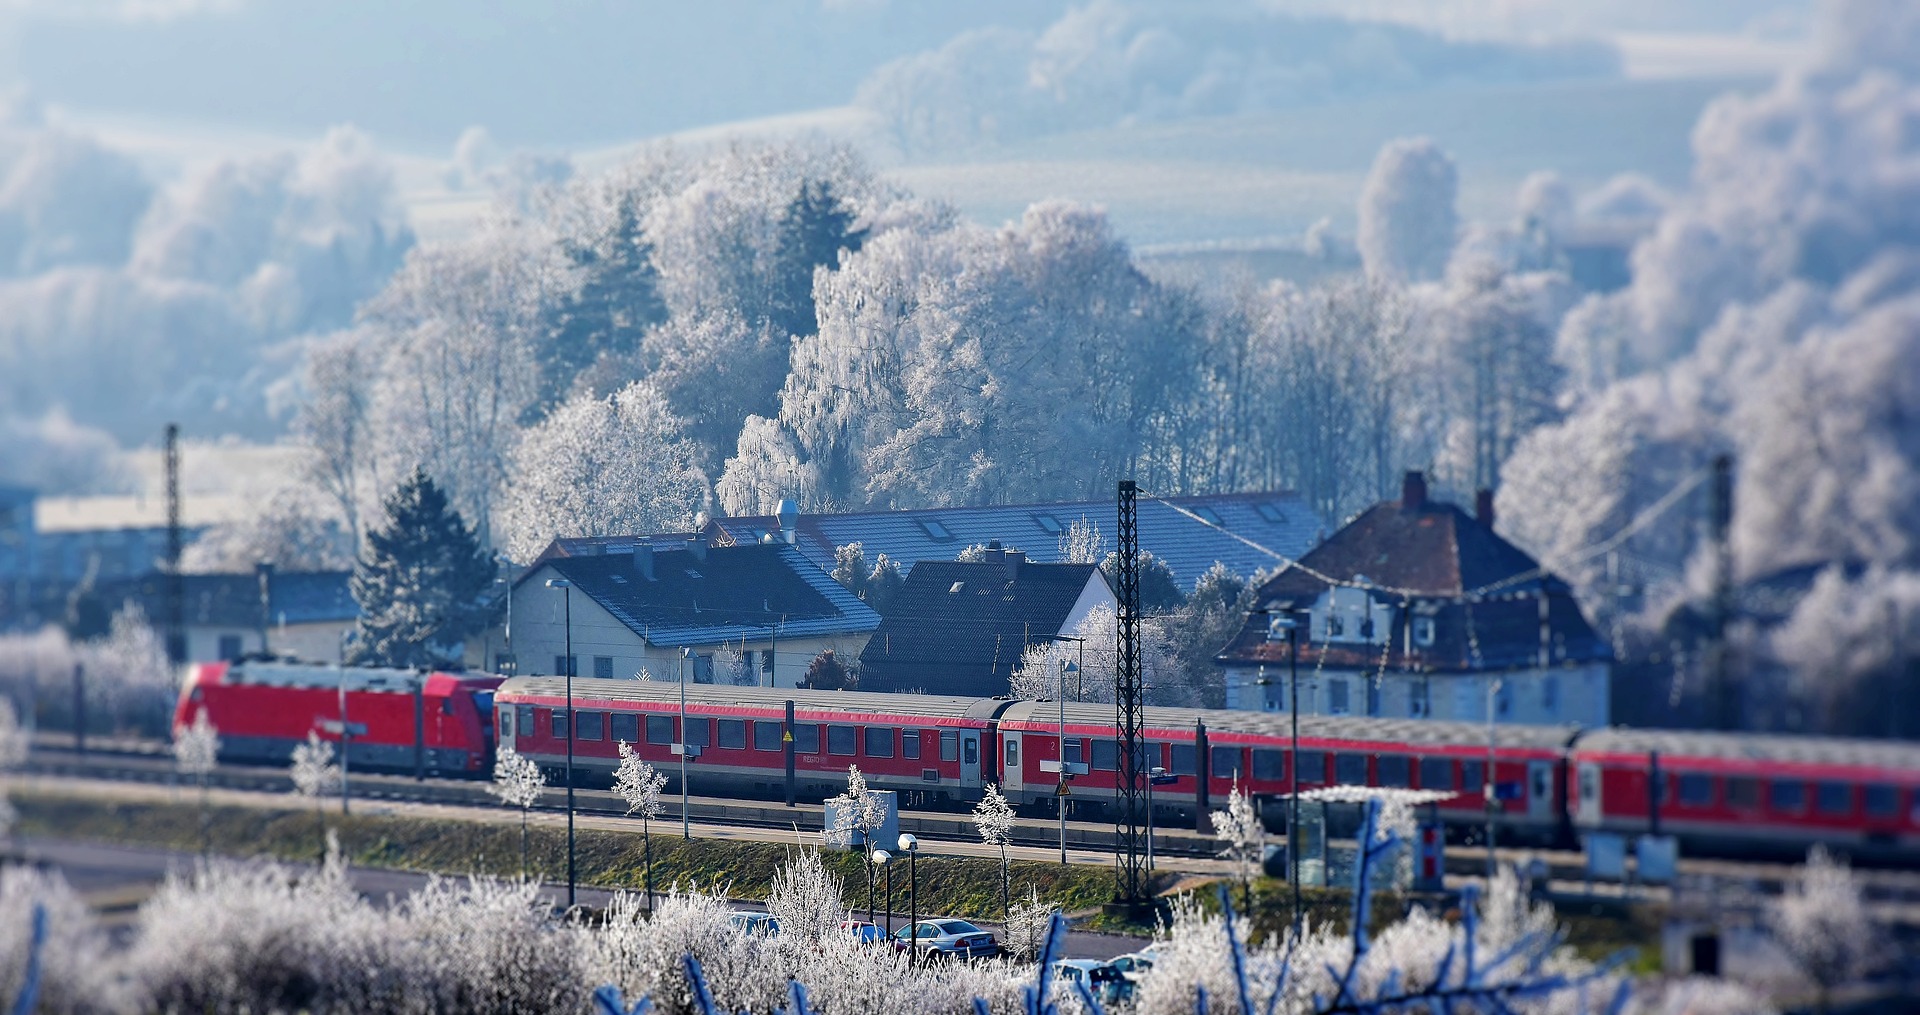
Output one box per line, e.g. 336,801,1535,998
1059,572,1118,635
1224,662,1609,727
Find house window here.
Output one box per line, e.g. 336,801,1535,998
1409,681,1429,718
754,721,783,752
218,634,244,661
1326,615,1345,639
495,653,514,674
1254,503,1286,523
577,712,604,741
865,727,894,758
646,716,674,745
902,731,920,759
918,519,954,541
611,713,639,744
1359,617,1374,640
1542,675,1559,715
828,725,857,756
1495,682,1513,718
555,655,577,677
718,719,747,750
1328,678,1350,715
1365,679,1381,716
1413,617,1436,646
1033,514,1062,534
761,652,774,675
593,656,614,679
692,655,715,683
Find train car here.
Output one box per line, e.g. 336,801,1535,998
1569,727,1920,861
493,678,1013,804
998,701,1578,844
174,661,502,775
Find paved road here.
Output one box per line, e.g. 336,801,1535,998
11,836,1153,962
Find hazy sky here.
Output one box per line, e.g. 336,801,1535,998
0,0,1812,152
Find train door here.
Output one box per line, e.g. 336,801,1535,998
1526,760,1555,823
960,731,983,790
1001,733,1024,797
1574,761,1602,827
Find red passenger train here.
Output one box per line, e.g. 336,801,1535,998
174,661,502,776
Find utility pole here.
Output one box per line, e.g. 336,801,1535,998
1705,454,1735,729
1111,480,1148,913
163,424,185,665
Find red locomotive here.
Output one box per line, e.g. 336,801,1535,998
174,661,502,776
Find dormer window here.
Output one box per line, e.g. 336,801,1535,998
919,519,954,541
1413,617,1436,646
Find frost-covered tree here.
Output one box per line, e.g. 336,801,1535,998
295,328,384,549
765,847,850,945
1432,261,1570,492
1013,602,1195,706
1210,782,1263,914
489,746,546,878
289,731,341,857
1099,549,1184,613
179,486,353,574
497,380,709,562
866,554,904,615
172,708,220,854
973,783,1016,919
801,649,853,691
348,468,497,668
0,865,122,1015
825,765,888,855
535,190,666,412
1771,845,1880,1011
830,543,871,600
1002,886,1057,962
1057,516,1104,564
1357,137,1458,284
613,740,667,908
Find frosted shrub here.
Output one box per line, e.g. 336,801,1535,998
590,887,780,1015
0,865,124,1015
764,847,847,943
1770,845,1880,1007
388,874,585,1014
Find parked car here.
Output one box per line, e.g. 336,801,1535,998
727,912,781,937
1050,959,1130,1004
892,919,999,960
841,920,886,945
1107,951,1155,982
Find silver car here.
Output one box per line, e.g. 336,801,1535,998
892,919,999,960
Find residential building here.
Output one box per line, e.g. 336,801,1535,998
858,543,1114,697
542,490,1325,593
96,567,357,663
509,540,879,689
1215,472,1612,726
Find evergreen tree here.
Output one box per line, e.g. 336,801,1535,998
347,468,498,668
768,179,867,339
534,195,667,417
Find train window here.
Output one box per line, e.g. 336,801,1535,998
964,738,978,766
1335,753,1369,786
577,712,604,741
551,711,569,739
1816,782,1851,816
796,724,821,755
1006,740,1018,767
1419,758,1454,790
685,719,711,748
646,715,674,745
866,727,894,758
1865,784,1899,817
828,725,857,756
1252,749,1284,781
1463,760,1485,794
754,721,782,752
1768,780,1805,812
1377,756,1410,788
1091,740,1118,771
611,713,639,745
718,719,747,750
1726,777,1759,810
1169,744,1197,775
1065,739,1084,765
940,731,958,762
1210,746,1240,779
1677,774,1713,807
516,706,535,741
902,731,920,759
1298,751,1327,783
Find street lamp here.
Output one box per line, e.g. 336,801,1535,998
870,848,893,931
545,577,577,910
1057,658,1078,864
898,833,920,965
680,645,693,839
1265,611,1303,935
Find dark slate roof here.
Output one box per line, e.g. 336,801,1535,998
858,556,1106,697
525,543,879,648
1218,485,1609,673
99,570,356,627
547,490,1323,590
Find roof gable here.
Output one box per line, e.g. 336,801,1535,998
859,559,1106,694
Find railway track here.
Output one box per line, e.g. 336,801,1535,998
22,733,1920,911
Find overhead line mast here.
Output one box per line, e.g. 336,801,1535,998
1112,480,1149,913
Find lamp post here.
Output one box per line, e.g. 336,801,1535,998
545,577,576,910
898,833,920,966
875,848,894,932
1265,611,1302,935
1486,676,1503,878
1058,658,1078,864
680,646,694,839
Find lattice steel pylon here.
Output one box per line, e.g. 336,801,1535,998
1112,480,1148,910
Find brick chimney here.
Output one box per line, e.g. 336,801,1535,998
1475,488,1496,528
1004,549,1026,582
1401,471,1428,511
